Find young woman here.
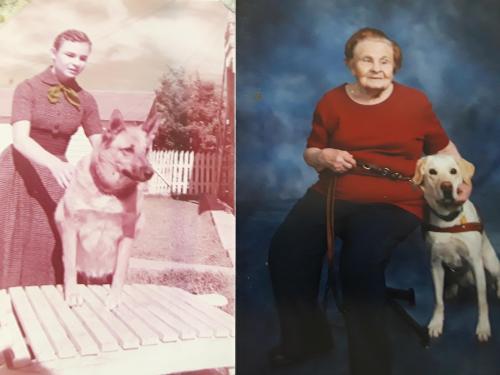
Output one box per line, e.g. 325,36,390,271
0,29,102,288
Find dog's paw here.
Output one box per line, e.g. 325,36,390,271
105,292,121,310
65,286,84,307
66,293,84,307
476,320,491,342
428,318,444,338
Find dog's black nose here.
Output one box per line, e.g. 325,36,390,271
440,181,453,197
141,166,154,181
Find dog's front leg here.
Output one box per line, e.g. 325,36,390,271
60,223,83,307
481,234,500,298
428,257,446,338
106,237,133,310
471,258,491,342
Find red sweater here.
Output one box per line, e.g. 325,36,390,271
306,82,449,220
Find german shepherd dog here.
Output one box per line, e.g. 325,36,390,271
55,109,158,309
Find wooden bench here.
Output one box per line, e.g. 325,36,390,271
0,284,235,374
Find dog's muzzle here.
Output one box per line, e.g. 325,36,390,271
123,165,154,182
138,165,154,181
439,181,456,205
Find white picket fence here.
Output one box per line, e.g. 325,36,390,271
0,126,226,198
147,150,222,196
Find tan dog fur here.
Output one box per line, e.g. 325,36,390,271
55,109,158,310
414,154,500,341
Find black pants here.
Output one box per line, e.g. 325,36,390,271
268,189,420,375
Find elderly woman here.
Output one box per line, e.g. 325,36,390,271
268,27,471,375
0,29,101,288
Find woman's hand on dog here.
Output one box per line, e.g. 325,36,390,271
50,160,75,189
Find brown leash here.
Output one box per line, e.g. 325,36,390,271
325,175,337,267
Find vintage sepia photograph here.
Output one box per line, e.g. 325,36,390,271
0,0,235,374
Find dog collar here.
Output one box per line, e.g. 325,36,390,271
90,162,138,199
429,206,463,222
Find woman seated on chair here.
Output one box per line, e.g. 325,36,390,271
268,27,471,375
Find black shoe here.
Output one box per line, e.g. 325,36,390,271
268,344,333,368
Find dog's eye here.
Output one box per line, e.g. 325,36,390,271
121,146,134,153
450,168,457,175
429,168,437,175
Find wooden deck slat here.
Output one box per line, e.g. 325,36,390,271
123,285,197,340
89,286,160,346
150,285,231,338
8,287,56,362
133,284,216,338
134,284,213,338
78,285,140,350
101,285,179,343
165,287,235,336
40,286,99,356
54,286,119,353
24,287,78,359
1,284,235,373
0,291,31,368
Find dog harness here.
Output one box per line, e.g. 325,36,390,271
423,222,484,233
422,206,484,234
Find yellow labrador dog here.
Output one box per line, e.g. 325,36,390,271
55,109,158,310
413,154,500,342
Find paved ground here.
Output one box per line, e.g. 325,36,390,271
237,196,500,375
131,196,232,267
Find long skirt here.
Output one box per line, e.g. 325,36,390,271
0,145,64,288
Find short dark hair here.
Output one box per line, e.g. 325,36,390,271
344,27,402,72
53,29,92,51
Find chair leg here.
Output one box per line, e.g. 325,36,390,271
386,287,430,347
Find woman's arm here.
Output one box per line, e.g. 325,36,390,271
12,121,74,188
304,147,356,173
436,140,461,158
88,133,102,149
435,141,472,202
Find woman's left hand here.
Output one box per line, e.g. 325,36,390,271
456,182,472,203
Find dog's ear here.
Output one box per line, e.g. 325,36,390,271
412,157,427,186
458,157,475,185
108,109,126,134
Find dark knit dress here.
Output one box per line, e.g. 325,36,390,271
0,67,102,288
